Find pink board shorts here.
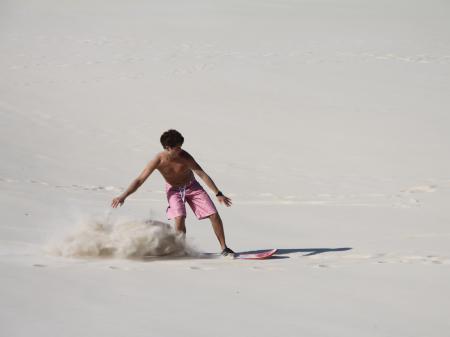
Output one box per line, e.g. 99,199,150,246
165,179,217,220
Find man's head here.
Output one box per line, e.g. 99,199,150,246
160,129,184,151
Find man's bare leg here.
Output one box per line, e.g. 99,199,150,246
209,212,228,250
174,216,186,234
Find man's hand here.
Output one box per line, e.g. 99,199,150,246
111,195,126,208
217,195,232,207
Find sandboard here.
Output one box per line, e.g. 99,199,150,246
235,248,277,260
199,248,277,260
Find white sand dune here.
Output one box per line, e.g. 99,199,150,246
1,0,450,336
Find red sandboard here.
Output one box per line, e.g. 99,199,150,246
235,249,277,260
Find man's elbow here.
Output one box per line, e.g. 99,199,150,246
195,170,208,179
135,177,145,186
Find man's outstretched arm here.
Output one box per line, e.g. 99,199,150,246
188,157,232,207
111,155,161,208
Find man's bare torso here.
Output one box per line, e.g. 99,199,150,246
156,150,195,187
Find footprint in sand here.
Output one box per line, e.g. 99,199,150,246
376,255,449,265
313,264,330,268
250,266,285,272
0,177,17,183
108,266,134,271
189,265,216,271
402,185,437,193
309,252,450,266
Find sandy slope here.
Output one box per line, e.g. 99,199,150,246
1,0,450,336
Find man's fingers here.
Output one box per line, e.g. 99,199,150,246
217,196,232,207
223,197,232,207
111,198,123,208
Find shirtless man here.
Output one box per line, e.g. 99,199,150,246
111,129,235,256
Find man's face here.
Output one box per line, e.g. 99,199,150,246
166,145,182,156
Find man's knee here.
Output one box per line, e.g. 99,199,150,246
209,212,220,221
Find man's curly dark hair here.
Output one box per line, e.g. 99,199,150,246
160,129,184,148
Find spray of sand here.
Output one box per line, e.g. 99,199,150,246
47,216,197,259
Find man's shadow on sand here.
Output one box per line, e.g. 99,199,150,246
239,247,353,259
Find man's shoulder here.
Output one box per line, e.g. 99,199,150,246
152,151,165,163
180,149,195,160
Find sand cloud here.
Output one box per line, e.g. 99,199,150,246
47,217,195,259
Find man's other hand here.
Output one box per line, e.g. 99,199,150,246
217,195,232,207
111,196,125,208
